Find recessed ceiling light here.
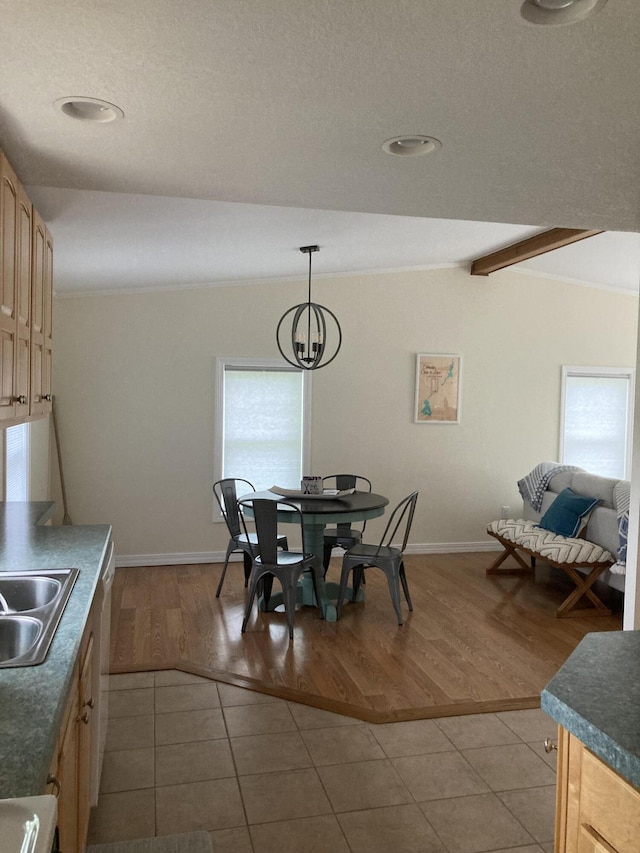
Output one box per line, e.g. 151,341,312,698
54,97,124,123
382,135,441,157
520,0,608,26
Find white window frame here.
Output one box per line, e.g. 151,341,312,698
3,422,30,501
213,357,312,520
560,365,635,479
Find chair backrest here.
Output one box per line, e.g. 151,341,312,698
323,474,372,533
237,498,305,564
213,478,255,538
376,491,419,555
322,474,372,493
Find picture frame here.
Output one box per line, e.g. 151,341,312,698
414,353,461,424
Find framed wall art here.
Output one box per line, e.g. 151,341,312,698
414,353,461,424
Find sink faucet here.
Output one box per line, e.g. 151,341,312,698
0,592,12,613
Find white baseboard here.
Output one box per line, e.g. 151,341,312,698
115,541,501,568
115,551,229,568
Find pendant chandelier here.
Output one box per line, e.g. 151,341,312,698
276,245,342,370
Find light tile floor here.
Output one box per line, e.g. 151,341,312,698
88,671,558,853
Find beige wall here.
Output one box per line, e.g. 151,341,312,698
51,266,638,560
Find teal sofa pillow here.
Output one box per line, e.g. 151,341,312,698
538,487,600,538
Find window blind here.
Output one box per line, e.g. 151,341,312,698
5,423,29,501
562,373,632,479
223,367,305,491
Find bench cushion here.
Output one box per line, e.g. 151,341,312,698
487,518,614,567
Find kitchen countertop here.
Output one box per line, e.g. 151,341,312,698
541,629,640,789
0,502,111,798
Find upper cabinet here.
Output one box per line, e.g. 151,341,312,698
0,148,53,424
31,207,53,416
0,152,19,420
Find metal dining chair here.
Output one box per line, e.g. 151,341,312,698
238,498,319,641
213,478,288,597
321,474,372,574
337,490,419,625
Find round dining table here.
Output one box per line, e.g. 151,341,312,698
238,489,389,622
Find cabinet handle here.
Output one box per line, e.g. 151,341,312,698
46,773,61,797
544,738,558,753
84,698,95,709
14,395,27,405
43,394,52,401
76,710,90,724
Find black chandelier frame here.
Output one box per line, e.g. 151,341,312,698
276,245,342,371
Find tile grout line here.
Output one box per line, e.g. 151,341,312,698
153,674,158,838
288,703,355,853
218,686,256,849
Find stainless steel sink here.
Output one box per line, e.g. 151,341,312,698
0,616,42,661
0,576,61,612
0,569,79,667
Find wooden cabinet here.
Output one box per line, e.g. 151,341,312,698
30,207,53,416
16,183,33,419
49,675,80,853
77,633,95,848
0,147,52,425
0,152,19,421
555,726,640,853
47,624,96,853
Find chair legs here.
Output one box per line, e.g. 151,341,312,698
399,561,413,611
336,562,355,616
281,571,303,640
216,537,289,597
322,542,333,576
338,560,413,625
215,539,237,597
352,565,365,600
384,568,404,625
242,566,305,641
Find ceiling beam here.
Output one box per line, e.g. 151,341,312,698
470,228,604,277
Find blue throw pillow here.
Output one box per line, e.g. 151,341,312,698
538,487,600,538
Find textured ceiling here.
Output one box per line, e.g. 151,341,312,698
2,0,640,293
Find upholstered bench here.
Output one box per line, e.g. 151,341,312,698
486,464,628,618
486,518,615,617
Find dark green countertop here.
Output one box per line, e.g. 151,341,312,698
541,630,640,789
0,502,112,798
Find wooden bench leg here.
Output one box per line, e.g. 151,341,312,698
486,541,534,576
555,564,611,617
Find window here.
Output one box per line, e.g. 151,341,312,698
214,358,311,502
560,366,635,479
4,422,30,500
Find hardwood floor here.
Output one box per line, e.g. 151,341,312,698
110,552,622,723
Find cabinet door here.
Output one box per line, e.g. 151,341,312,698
14,183,32,418
0,152,18,420
559,728,640,853
30,208,46,415
42,226,53,412
56,682,80,853
578,824,619,853
77,633,95,850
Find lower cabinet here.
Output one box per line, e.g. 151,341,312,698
77,633,95,847
51,679,79,853
47,625,96,853
555,726,640,853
